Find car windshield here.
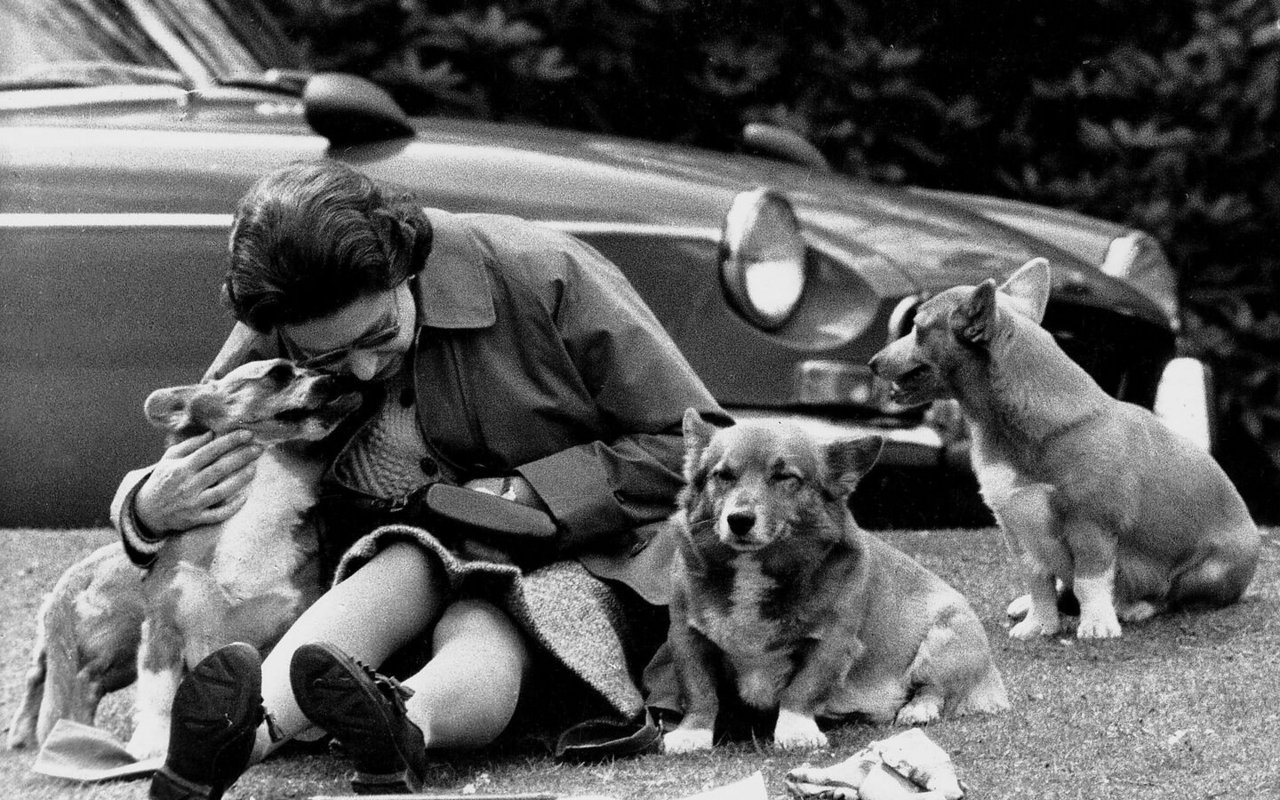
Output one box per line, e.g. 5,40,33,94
0,0,296,91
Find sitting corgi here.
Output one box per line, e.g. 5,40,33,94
664,410,1008,753
6,360,362,758
870,258,1261,639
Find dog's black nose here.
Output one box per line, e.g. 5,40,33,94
316,373,363,394
726,510,755,537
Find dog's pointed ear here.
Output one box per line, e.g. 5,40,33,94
682,408,718,481
950,279,998,345
143,386,201,433
826,435,883,494
999,257,1051,323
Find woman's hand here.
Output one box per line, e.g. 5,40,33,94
134,430,264,535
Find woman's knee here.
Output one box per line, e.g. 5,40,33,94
367,540,438,577
352,541,445,599
435,599,520,645
433,599,529,672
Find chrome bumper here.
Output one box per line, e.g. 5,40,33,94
726,408,948,467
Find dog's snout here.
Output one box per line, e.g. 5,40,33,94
726,510,756,538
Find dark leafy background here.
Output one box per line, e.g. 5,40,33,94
260,0,1280,496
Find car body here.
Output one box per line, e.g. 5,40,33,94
0,0,1201,527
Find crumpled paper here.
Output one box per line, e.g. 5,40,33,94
31,719,162,782
783,729,964,800
682,770,768,799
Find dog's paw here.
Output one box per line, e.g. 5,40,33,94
1008,614,1059,640
125,722,170,762
772,709,828,750
663,726,714,754
1117,600,1159,623
1005,593,1032,620
895,695,943,726
1076,612,1122,639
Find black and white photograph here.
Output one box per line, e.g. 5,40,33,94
3,1,1279,798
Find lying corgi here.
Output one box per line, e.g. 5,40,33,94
664,410,1008,753
870,258,1261,639
6,359,361,758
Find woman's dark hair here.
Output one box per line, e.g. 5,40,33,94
224,159,432,331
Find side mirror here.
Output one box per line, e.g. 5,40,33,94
741,123,831,171
303,72,413,146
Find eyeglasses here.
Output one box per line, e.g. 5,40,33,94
283,282,407,371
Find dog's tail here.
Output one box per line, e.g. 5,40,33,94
6,573,74,749
6,545,142,749
5,589,53,749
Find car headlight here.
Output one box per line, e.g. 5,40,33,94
1154,356,1213,452
1100,231,1180,332
720,188,806,329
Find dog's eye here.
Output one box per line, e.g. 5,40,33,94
772,473,803,490
266,363,295,384
710,466,736,484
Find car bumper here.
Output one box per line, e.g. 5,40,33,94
732,354,1215,471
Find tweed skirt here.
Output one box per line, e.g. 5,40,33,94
333,523,646,720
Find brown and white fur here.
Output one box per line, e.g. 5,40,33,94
6,545,143,750
870,258,1261,639
6,359,360,757
664,410,1008,753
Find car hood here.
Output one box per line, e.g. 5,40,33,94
397,116,1148,308
1,88,1159,321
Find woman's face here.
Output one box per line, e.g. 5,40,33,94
279,280,416,381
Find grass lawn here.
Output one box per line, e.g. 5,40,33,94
3,526,1278,800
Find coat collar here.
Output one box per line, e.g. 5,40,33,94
413,208,497,329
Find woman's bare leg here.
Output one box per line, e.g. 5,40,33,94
400,597,531,749
249,542,447,760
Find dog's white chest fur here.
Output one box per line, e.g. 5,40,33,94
699,555,792,708
209,450,317,598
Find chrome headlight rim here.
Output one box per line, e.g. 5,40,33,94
1100,230,1181,332
720,187,807,330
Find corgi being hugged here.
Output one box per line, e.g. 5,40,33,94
664,410,1008,753
870,258,1261,639
7,360,363,758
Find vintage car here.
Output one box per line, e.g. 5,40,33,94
0,0,1207,528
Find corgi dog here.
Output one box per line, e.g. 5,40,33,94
870,258,1260,639
664,410,1008,753
6,359,361,758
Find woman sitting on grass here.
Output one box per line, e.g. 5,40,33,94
111,159,727,799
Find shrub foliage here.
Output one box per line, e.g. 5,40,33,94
269,0,1280,462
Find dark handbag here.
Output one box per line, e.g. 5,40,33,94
419,483,557,540
314,482,558,574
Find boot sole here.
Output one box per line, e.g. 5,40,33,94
290,642,428,790
153,642,262,800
